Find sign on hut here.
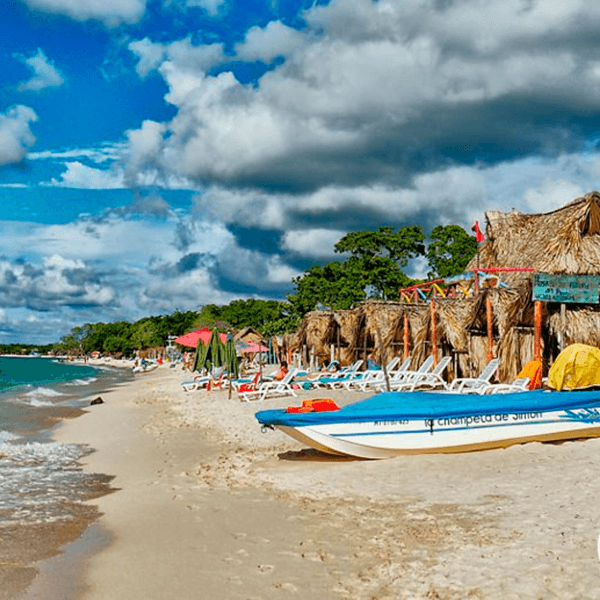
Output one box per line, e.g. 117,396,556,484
533,273,599,304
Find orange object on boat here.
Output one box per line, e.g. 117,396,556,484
287,398,340,413
517,360,542,390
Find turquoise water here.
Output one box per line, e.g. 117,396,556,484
0,357,132,525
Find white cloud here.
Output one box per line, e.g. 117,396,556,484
234,21,307,63
281,228,346,258
20,0,147,26
15,49,65,92
123,0,600,192
48,162,125,189
191,149,600,234
0,254,115,309
29,143,125,163
0,105,38,166
128,37,224,78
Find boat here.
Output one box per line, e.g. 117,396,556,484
255,390,600,459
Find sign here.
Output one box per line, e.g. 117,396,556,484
533,273,600,304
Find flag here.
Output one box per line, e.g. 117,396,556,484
472,221,485,243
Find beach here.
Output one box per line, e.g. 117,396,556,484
24,363,600,599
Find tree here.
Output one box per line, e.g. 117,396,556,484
426,225,478,278
289,226,426,315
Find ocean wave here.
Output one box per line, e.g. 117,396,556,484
0,430,20,443
0,440,84,467
23,387,65,397
65,377,98,386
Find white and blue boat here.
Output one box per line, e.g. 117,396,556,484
255,390,600,459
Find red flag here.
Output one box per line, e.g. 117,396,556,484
472,221,485,243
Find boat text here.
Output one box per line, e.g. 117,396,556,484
435,412,543,427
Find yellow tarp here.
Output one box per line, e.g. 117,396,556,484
547,343,600,391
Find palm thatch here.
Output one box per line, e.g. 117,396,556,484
350,301,429,366
474,191,600,281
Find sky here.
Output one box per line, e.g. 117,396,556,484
2,0,600,344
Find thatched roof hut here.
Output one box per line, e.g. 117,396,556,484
467,191,600,380
351,301,427,367
477,191,600,280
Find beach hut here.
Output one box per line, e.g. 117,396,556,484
465,191,600,380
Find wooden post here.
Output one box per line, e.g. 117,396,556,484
378,330,391,392
559,303,566,352
330,343,335,365
403,312,410,361
486,294,494,361
430,300,438,365
534,300,543,363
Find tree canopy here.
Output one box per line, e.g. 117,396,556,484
46,222,477,355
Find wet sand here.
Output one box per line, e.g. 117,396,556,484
25,366,600,598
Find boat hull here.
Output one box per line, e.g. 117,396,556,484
257,391,600,459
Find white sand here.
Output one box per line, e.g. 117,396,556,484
52,365,600,599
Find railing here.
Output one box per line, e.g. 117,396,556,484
399,268,534,304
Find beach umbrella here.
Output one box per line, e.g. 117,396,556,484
241,341,269,353
175,328,227,348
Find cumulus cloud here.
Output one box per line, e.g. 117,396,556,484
192,149,600,236
128,37,224,78
20,0,147,26
15,49,65,92
123,0,600,197
281,228,347,258
234,21,307,63
48,162,125,189
0,254,115,310
0,105,38,166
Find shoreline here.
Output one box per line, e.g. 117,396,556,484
24,365,600,599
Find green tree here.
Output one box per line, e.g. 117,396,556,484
289,226,426,315
426,225,478,278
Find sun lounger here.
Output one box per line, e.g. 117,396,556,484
447,358,499,394
344,357,406,391
310,360,364,389
374,355,434,392
238,368,299,402
392,356,452,391
480,377,530,395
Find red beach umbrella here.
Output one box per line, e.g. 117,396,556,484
241,341,269,353
175,328,227,348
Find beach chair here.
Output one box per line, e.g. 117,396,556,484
480,377,531,395
374,355,434,392
238,368,299,402
447,358,500,394
311,360,364,389
344,356,405,391
392,356,452,392
181,370,225,392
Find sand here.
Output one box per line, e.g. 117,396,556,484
35,365,600,599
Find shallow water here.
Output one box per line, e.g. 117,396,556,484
0,358,133,526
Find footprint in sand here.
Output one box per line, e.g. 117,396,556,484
257,564,275,574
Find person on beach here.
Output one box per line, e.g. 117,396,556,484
274,361,289,380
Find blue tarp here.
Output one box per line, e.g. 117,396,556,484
255,389,600,428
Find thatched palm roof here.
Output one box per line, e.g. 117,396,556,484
474,191,600,280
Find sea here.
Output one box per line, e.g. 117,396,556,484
0,357,133,526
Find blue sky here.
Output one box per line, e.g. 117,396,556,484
2,0,600,343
